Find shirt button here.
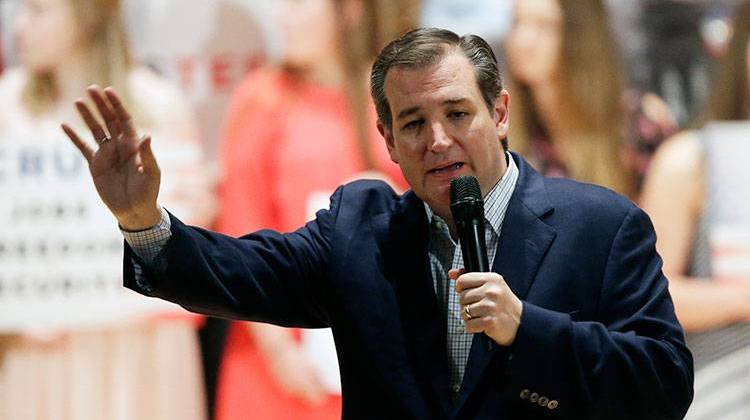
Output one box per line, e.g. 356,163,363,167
538,396,549,407
453,384,461,393
519,389,530,400
547,400,559,410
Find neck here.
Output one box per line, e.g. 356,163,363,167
431,207,458,241
305,54,345,87
52,48,93,110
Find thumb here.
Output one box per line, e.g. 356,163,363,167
137,135,159,172
449,268,465,280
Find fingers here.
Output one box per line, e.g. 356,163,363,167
462,300,490,334
137,135,159,173
458,284,487,306
104,87,137,139
455,273,523,345
75,99,108,143
87,86,122,140
455,272,498,293
61,123,94,163
448,268,465,281
464,316,492,334
73,86,139,148
455,272,502,325
462,298,493,319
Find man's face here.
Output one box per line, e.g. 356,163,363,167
378,49,509,220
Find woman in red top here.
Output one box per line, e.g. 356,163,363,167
213,1,418,419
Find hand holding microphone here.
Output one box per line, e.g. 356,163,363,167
450,176,522,346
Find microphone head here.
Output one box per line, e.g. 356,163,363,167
450,175,484,221
450,175,481,204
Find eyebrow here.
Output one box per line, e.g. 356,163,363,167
395,98,470,121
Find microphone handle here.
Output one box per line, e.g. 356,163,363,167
458,218,489,273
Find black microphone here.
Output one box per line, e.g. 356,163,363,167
450,175,489,273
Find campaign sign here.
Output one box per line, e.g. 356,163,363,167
704,122,750,279
0,137,183,332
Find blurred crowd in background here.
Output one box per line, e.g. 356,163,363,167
0,0,749,419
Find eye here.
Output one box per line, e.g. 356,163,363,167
448,111,468,120
402,119,424,131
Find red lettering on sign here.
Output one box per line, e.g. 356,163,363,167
211,56,232,91
178,58,195,91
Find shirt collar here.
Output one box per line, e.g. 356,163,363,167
424,151,519,236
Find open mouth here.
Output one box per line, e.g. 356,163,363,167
429,162,464,174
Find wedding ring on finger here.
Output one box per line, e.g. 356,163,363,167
465,304,473,320
97,135,112,145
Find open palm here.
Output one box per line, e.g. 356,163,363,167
62,86,161,230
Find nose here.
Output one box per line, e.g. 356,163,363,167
428,121,452,153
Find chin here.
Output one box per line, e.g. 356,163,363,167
23,59,53,74
424,189,451,212
425,181,450,197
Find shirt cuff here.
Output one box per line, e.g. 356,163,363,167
120,206,172,264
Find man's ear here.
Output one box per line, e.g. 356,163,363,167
377,120,399,164
493,90,510,139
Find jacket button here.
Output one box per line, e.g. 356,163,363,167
548,400,559,410
519,389,530,400
529,392,539,403
538,396,549,407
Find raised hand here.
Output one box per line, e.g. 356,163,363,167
62,86,161,230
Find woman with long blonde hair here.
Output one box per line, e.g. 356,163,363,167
0,0,211,418
504,0,636,197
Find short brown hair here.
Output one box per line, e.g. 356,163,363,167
370,27,505,147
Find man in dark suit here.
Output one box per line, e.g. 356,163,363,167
63,28,693,419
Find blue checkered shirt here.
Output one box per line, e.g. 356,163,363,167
424,154,518,395
123,153,519,396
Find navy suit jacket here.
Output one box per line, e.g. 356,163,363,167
125,153,693,419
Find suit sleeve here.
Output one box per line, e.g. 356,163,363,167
123,186,344,329
502,206,693,419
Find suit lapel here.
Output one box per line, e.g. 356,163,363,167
374,191,452,416
453,154,557,413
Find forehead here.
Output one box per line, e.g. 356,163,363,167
384,50,483,112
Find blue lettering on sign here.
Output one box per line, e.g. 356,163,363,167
19,148,43,177
14,146,84,178
54,148,83,177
